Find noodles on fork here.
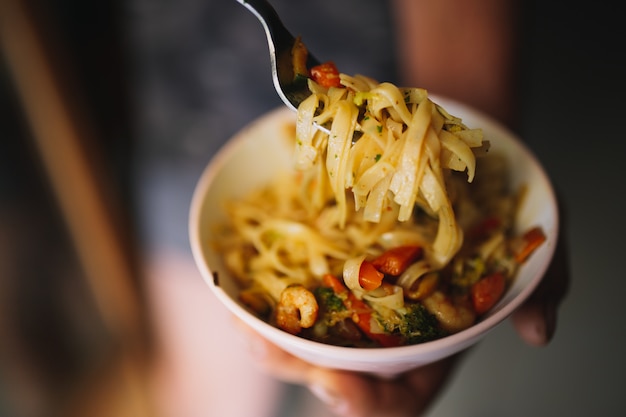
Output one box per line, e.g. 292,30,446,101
295,73,487,267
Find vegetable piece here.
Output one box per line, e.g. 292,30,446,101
470,272,506,315
322,273,349,295
514,226,547,263
372,245,423,276
362,289,444,343
397,303,445,344
291,36,309,79
239,290,271,316
469,216,501,240
310,61,342,88
314,286,345,313
451,256,485,288
358,260,385,291
313,286,350,329
322,274,403,347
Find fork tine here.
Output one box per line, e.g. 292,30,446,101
235,0,321,111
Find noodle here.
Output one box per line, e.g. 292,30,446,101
295,74,483,266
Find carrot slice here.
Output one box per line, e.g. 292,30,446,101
322,274,403,347
514,226,547,263
358,260,385,291
372,245,423,276
471,272,506,315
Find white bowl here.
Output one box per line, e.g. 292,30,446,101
189,99,559,377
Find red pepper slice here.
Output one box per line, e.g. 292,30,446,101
469,216,501,240
310,61,342,88
514,226,547,263
358,260,385,291
322,274,403,347
471,272,506,315
372,245,423,276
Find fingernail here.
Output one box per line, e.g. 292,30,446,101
308,384,349,415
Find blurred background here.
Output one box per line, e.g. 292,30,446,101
0,0,624,416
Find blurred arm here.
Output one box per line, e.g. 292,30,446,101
392,0,522,128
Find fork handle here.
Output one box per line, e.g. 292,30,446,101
235,0,294,52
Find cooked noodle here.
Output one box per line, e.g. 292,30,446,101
213,72,543,347
295,74,486,266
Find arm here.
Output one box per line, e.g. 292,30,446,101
392,0,522,128
391,0,569,349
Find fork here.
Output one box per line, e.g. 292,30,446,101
234,0,323,116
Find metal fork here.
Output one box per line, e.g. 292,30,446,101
234,0,322,114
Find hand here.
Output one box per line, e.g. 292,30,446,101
239,323,462,417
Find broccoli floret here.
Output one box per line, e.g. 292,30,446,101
314,287,345,312
451,256,486,289
371,302,445,345
313,286,351,327
397,303,446,344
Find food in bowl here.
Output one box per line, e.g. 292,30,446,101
206,70,547,348
190,106,557,374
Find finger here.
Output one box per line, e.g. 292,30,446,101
237,328,375,416
307,369,374,417
307,354,461,417
511,239,567,346
235,320,315,384
512,198,570,346
237,318,461,417
511,301,557,346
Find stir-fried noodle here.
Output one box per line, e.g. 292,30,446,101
214,71,545,347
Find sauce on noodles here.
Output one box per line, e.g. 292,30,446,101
213,62,545,347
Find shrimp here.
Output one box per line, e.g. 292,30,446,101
421,290,476,334
275,285,319,334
